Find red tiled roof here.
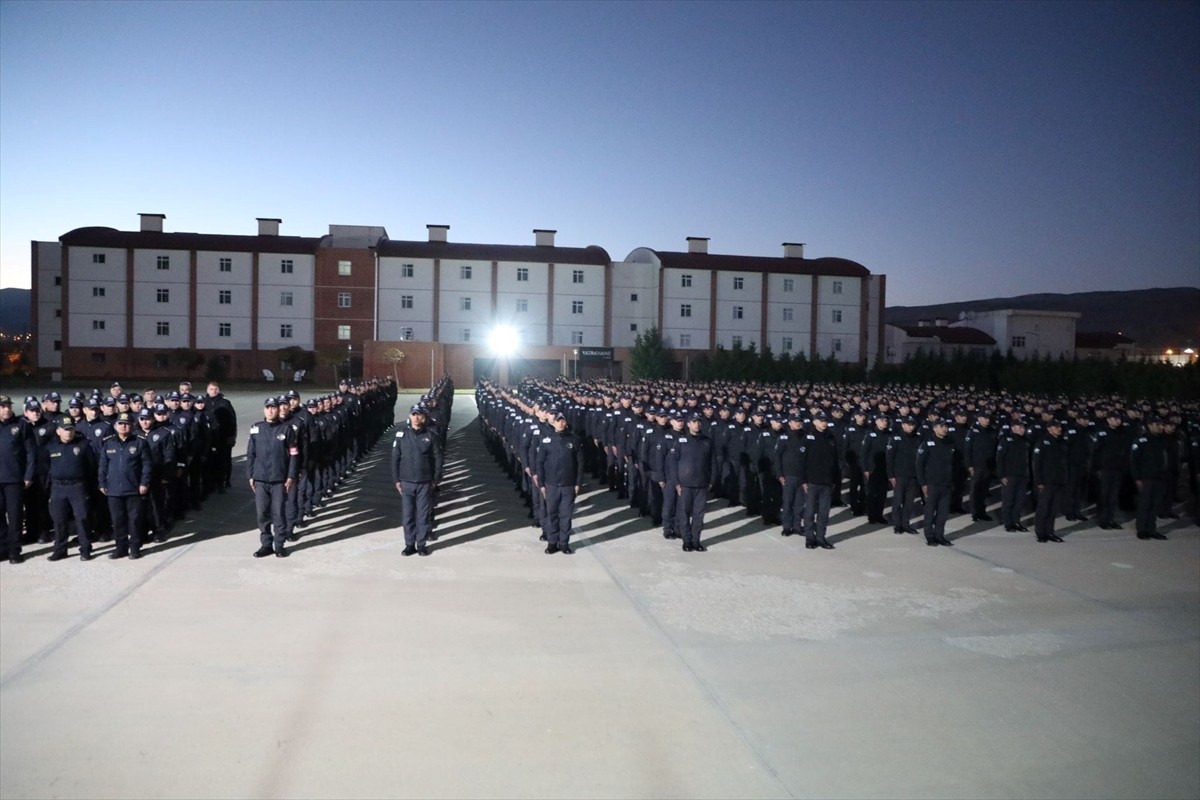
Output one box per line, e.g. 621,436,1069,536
60,227,320,254
1075,331,1135,348
895,324,996,345
376,239,610,265
651,250,871,277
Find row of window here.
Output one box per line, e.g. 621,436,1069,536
84,320,334,340
676,275,843,294
674,305,844,323
85,289,354,308
89,255,335,276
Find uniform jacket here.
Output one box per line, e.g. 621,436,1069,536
0,416,38,484
246,419,298,483
391,423,444,484
99,435,153,495
535,429,584,487
916,434,957,487
1032,434,1069,486
666,432,713,488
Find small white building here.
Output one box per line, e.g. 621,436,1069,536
952,309,1081,360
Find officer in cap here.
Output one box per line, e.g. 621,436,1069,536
247,397,297,558
46,416,96,560
391,404,443,556
99,413,152,558
1031,419,1069,543
916,418,958,547
666,412,713,552
534,408,583,554
0,395,36,563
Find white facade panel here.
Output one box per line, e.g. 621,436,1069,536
259,315,315,350
68,244,126,348
610,260,659,349
259,253,315,286
36,241,63,368
133,249,190,285
378,320,433,342
196,250,253,286
813,275,863,362
133,281,190,319
378,257,435,291
196,317,253,350
132,315,189,348
195,283,250,318
866,276,884,365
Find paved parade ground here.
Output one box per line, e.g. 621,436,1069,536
1,391,1198,799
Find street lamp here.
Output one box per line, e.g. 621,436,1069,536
573,347,579,379
346,344,352,381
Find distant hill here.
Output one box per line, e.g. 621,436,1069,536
887,288,1200,349
0,288,30,335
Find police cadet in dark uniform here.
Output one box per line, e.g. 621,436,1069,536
773,409,807,538
1092,410,1132,530
204,382,238,493
1031,419,1069,543
1130,416,1169,541
246,397,298,558
757,413,783,526
1064,412,1093,521
801,410,839,550
535,408,583,554
964,410,999,522
278,398,306,542
997,418,1032,532
842,409,869,517
860,413,892,525
99,413,152,559
652,411,686,539
887,416,922,534
23,398,56,544
0,395,37,563
916,418,958,547
391,404,443,556
137,407,176,543
666,413,713,552
46,416,96,561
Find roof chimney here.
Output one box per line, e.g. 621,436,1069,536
534,229,556,247
257,217,281,236
783,242,805,259
139,213,166,233
687,236,709,254
427,224,449,243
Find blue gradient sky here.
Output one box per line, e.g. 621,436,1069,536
2,0,1197,305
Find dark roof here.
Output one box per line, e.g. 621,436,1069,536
1075,331,1135,348
650,250,870,278
376,238,610,265
59,227,321,254
894,324,996,346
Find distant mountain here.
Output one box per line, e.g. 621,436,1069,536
0,288,30,335
887,288,1200,349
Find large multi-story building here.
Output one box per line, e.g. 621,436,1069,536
31,214,887,385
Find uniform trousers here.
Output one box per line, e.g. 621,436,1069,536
399,480,434,547
1096,469,1122,525
1034,484,1064,540
107,494,143,554
804,483,833,544
543,484,576,547
924,484,953,543
284,471,303,535
253,481,287,550
676,486,708,546
780,477,806,533
1,482,25,556
892,476,920,530
1000,477,1028,528
1135,479,1166,537
864,471,888,521
844,464,865,515
969,468,993,517
49,482,90,555
661,480,678,535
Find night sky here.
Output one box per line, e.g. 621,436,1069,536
2,0,1197,305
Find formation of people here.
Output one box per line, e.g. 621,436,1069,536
476,377,1198,552
0,377,402,562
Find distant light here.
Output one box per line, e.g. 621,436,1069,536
1166,349,1174,355
1185,348,1195,355
489,325,519,357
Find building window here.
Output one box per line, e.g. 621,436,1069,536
92,253,106,264
833,338,843,352
156,256,170,270
156,288,170,303
91,352,106,364
680,304,692,318
281,291,293,306
219,257,232,272
401,295,414,309
460,297,472,311
401,263,414,278
681,274,692,288
782,307,793,322
219,290,231,305
732,335,743,348
733,276,744,290
833,280,843,295
281,259,294,274
92,319,105,330
782,336,794,352
92,286,106,297
517,267,529,282
156,321,170,336
218,322,231,337
783,278,794,292
401,327,413,340
571,300,583,314
630,293,638,302
337,292,351,308
280,324,293,339
679,334,692,348
55,308,62,318
832,309,842,323
571,330,583,345
1012,335,1026,348
516,298,528,313
572,269,584,284
461,328,471,342
337,260,352,276
460,265,472,280
630,323,638,332
53,339,62,351
337,325,350,340
54,276,62,286
732,306,744,320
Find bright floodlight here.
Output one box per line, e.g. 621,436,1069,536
489,325,519,357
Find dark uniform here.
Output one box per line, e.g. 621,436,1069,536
772,415,807,537
1130,420,1170,540
964,416,998,521
46,417,97,560
1092,416,1132,529
996,424,1032,531
916,422,958,546
247,398,298,557
534,411,583,553
0,396,37,563
801,415,839,549
1031,422,1069,542
860,417,892,525
886,419,922,534
391,405,444,555
666,416,713,551
99,415,153,558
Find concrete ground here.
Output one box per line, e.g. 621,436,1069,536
1,391,1197,800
